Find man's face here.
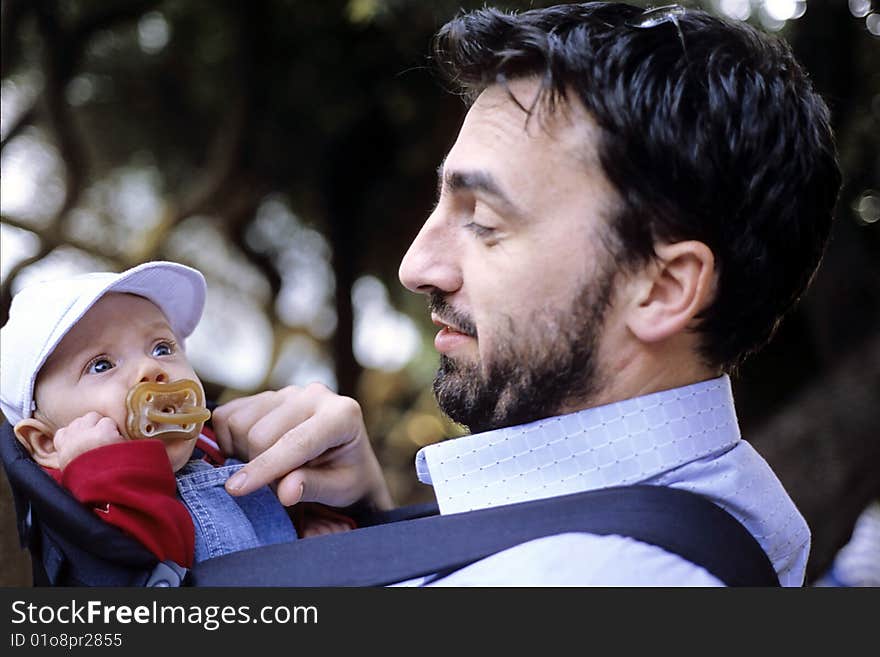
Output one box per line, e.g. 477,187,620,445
33,293,204,471
399,78,624,432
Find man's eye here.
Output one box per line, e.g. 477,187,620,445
152,341,174,357
87,358,114,375
463,221,496,238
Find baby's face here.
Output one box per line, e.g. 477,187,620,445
33,292,205,471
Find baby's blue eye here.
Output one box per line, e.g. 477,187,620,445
88,358,114,374
152,341,173,357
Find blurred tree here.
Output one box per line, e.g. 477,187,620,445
1,0,878,584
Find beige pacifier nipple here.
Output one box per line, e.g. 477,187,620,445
125,379,211,442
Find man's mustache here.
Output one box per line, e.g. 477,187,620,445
429,292,478,338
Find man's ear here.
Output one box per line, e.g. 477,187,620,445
14,418,59,469
625,241,716,344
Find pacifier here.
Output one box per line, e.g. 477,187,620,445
125,379,211,442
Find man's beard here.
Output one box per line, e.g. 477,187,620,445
430,264,615,434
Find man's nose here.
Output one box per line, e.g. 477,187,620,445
398,212,462,296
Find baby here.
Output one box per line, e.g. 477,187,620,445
0,261,304,570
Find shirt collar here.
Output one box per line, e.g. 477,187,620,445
416,375,741,514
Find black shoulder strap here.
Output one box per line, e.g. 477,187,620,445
190,485,780,587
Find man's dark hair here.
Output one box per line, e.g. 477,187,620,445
433,2,842,372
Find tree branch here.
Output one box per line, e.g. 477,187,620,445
0,101,38,152
148,1,257,247
71,0,163,45
1,2,165,321
0,0,31,79
0,214,129,324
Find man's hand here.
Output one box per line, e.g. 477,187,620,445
211,384,394,512
53,412,126,471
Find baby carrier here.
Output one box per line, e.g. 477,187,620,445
1,419,180,586
0,419,780,587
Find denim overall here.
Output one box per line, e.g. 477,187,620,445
176,458,297,563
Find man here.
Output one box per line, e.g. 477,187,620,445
215,3,841,585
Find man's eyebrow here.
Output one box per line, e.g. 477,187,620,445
436,161,527,221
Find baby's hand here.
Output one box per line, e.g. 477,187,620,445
54,412,125,471
293,504,357,538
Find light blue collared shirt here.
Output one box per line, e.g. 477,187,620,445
398,375,809,586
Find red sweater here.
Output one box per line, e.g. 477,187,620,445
44,434,225,568
44,430,354,567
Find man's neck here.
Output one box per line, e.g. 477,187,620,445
561,339,720,415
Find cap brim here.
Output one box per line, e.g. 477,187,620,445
108,262,206,339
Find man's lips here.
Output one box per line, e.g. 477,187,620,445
431,314,461,332
432,314,474,353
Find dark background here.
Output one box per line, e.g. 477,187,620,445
1,0,878,585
